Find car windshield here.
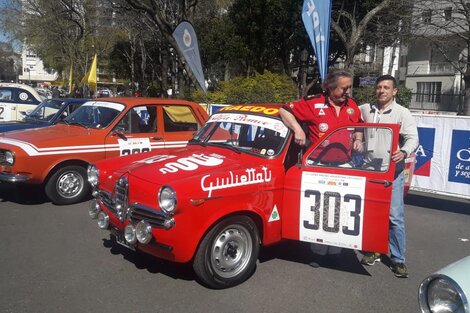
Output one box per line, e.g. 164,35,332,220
25,99,64,122
191,112,289,157
63,101,124,129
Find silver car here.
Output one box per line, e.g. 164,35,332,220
419,255,470,313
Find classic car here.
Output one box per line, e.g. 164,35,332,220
0,83,44,121
0,98,87,133
88,104,411,289
419,255,470,313
0,97,208,204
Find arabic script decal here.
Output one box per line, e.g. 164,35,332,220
201,166,272,197
160,153,224,174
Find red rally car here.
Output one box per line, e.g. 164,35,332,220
88,104,414,289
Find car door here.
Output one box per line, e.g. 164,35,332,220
0,87,16,121
13,88,41,120
282,123,400,254
105,104,166,158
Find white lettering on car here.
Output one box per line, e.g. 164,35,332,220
200,166,272,197
159,153,224,174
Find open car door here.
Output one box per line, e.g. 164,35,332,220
282,123,400,254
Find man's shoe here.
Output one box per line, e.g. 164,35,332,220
360,252,381,266
391,262,409,278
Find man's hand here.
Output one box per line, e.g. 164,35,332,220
294,130,307,146
391,149,406,163
353,139,364,153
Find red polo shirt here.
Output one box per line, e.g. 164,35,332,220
282,93,362,163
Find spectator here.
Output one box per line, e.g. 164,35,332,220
359,75,419,278
51,86,60,98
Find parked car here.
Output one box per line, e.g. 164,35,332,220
419,255,470,313
0,83,44,121
0,98,87,133
87,104,409,289
0,97,208,204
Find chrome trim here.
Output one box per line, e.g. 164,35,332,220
129,202,175,229
0,172,30,182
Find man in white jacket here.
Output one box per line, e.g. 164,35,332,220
359,75,419,278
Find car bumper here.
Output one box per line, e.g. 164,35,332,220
0,172,31,182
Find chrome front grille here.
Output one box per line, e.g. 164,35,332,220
114,176,129,221
129,203,174,229
98,190,115,213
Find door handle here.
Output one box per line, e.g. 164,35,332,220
151,136,164,140
368,179,392,187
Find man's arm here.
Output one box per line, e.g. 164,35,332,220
280,107,307,146
392,108,419,163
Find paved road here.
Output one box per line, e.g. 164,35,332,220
1,184,469,313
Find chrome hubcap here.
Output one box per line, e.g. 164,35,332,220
57,171,83,199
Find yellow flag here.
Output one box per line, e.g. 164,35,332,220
81,54,97,91
68,64,73,94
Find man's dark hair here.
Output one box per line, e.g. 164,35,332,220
322,68,353,92
376,75,397,88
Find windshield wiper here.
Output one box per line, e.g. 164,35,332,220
188,138,207,146
209,142,242,154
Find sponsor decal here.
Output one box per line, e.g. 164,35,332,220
118,138,151,156
448,130,470,184
219,105,279,115
19,92,28,101
415,127,435,176
314,103,327,109
209,113,288,137
346,108,355,115
319,122,328,132
269,205,280,222
200,166,272,197
318,108,325,116
160,153,224,174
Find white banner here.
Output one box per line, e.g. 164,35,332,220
412,114,470,199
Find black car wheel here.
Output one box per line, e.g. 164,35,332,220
45,165,90,205
193,215,259,289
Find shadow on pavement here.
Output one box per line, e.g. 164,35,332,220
406,192,470,215
102,236,195,282
0,182,48,205
259,240,371,275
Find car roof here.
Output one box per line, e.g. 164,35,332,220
93,97,201,107
0,82,43,99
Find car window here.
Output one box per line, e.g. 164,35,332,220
114,105,157,134
306,125,393,172
16,89,37,104
163,105,198,132
26,99,63,122
0,88,13,101
65,101,124,128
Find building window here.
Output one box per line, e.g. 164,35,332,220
416,82,442,103
444,7,452,21
422,9,432,24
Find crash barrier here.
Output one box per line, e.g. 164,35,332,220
205,104,470,199
412,113,470,199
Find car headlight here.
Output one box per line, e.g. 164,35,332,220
158,186,176,214
3,150,15,165
419,275,467,313
87,165,99,187
136,220,152,244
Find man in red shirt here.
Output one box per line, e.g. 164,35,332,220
280,68,363,266
280,68,363,164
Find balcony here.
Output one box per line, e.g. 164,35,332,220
407,61,457,75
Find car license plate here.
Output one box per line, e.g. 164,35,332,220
111,228,135,251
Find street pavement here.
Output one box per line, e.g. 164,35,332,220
0,184,469,313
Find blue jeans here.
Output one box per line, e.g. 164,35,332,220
389,172,406,264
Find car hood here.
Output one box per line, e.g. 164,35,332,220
126,145,266,186
0,120,46,133
0,124,101,147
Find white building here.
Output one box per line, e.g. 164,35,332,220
18,46,58,85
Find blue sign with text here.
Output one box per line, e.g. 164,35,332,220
448,129,470,184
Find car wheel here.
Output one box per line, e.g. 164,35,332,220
45,165,90,205
193,215,259,289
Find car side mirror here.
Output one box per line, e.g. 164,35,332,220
112,127,127,141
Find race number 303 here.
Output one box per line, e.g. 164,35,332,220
299,172,366,250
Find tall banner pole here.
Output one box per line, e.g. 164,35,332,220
302,0,332,82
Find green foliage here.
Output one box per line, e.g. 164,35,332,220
192,71,297,104
353,85,413,108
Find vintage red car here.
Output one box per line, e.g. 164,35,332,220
88,104,411,289
0,98,208,204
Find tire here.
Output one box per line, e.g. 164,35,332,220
193,216,259,289
45,165,90,205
